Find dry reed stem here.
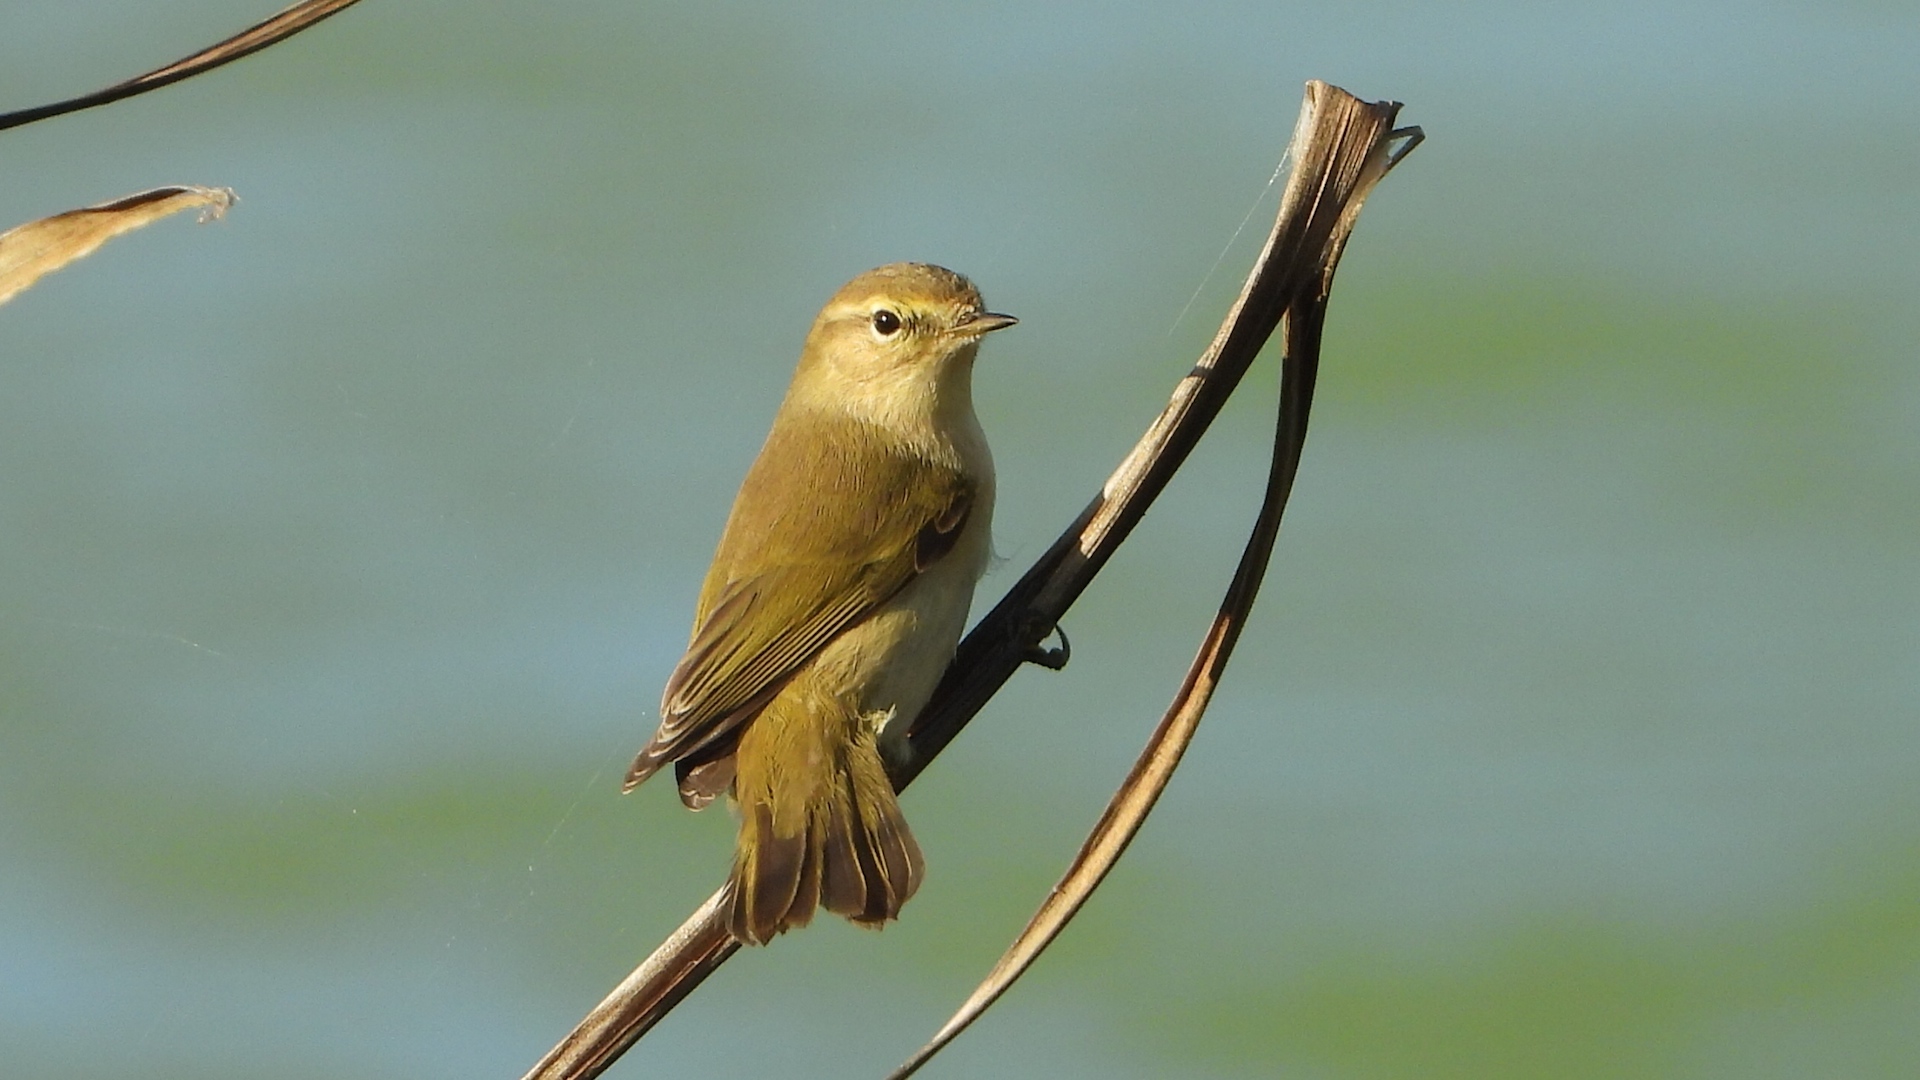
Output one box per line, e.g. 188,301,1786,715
0,0,367,133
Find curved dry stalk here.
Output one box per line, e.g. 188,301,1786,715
886,300,1333,1080
521,81,1418,1080
886,108,1420,1080
0,0,367,133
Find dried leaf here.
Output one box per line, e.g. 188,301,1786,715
0,186,235,307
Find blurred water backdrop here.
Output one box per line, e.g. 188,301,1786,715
2,2,1917,1077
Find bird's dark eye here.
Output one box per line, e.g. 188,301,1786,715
871,309,902,336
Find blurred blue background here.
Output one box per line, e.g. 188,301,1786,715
2,2,1917,1077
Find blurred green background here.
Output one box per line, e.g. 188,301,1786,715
3,2,1916,1077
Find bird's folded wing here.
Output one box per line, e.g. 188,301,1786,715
626,420,973,786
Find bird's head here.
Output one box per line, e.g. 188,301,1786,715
790,263,1016,423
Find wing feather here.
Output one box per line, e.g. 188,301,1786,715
624,413,974,791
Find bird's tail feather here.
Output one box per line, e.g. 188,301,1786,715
726,687,923,945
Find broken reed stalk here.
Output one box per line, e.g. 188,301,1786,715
890,273,1336,1080
523,80,1419,1080
0,0,366,133
887,99,1419,1079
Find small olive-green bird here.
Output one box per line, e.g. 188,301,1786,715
624,262,1014,945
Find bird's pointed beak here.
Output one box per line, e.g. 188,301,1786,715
956,311,1018,336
